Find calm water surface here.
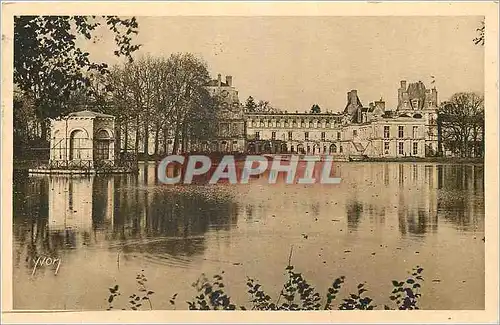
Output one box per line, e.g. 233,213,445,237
12,162,484,310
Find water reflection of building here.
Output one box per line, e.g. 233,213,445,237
14,168,240,265
341,163,440,235
47,176,114,231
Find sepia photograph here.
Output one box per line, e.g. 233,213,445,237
1,1,499,324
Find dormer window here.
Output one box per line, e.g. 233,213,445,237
412,99,419,110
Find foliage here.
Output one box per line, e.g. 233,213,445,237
245,96,281,113
310,104,321,113
107,52,218,155
187,272,237,310
13,15,141,144
473,19,485,46
439,92,484,158
338,282,375,310
384,266,424,310
106,265,424,311
131,270,155,310
245,96,258,112
13,91,38,157
106,270,155,311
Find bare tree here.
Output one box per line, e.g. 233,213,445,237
439,92,484,158
161,53,212,154
108,53,217,157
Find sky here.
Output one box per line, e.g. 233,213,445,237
83,16,484,113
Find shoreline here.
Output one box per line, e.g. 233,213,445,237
12,156,484,171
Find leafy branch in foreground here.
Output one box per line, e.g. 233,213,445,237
187,272,236,310
106,270,155,311
106,265,424,311
384,265,424,310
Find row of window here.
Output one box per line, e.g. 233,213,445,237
255,131,343,141
383,126,419,139
253,125,421,140
384,142,419,155
255,125,418,140
248,120,338,129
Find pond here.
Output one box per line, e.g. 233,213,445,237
12,162,484,310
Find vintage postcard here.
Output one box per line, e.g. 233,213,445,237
1,1,498,324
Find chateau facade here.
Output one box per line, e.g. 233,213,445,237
125,75,439,159
209,75,438,158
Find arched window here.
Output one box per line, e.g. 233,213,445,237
94,129,110,160
69,129,86,160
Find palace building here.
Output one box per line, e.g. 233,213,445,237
201,74,246,153
125,74,439,159
238,79,438,158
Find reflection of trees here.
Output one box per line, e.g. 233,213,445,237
346,199,363,229
437,165,484,191
436,165,484,230
111,184,238,257
147,189,238,235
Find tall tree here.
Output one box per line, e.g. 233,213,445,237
108,53,217,156
13,16,141,143
107,55,166,157
439,92,484,158
162,53,212,154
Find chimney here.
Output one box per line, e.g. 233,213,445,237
226,75,233,87
431,88,438,105
348,90,358,105
217,74,222,87
400,80,407,90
